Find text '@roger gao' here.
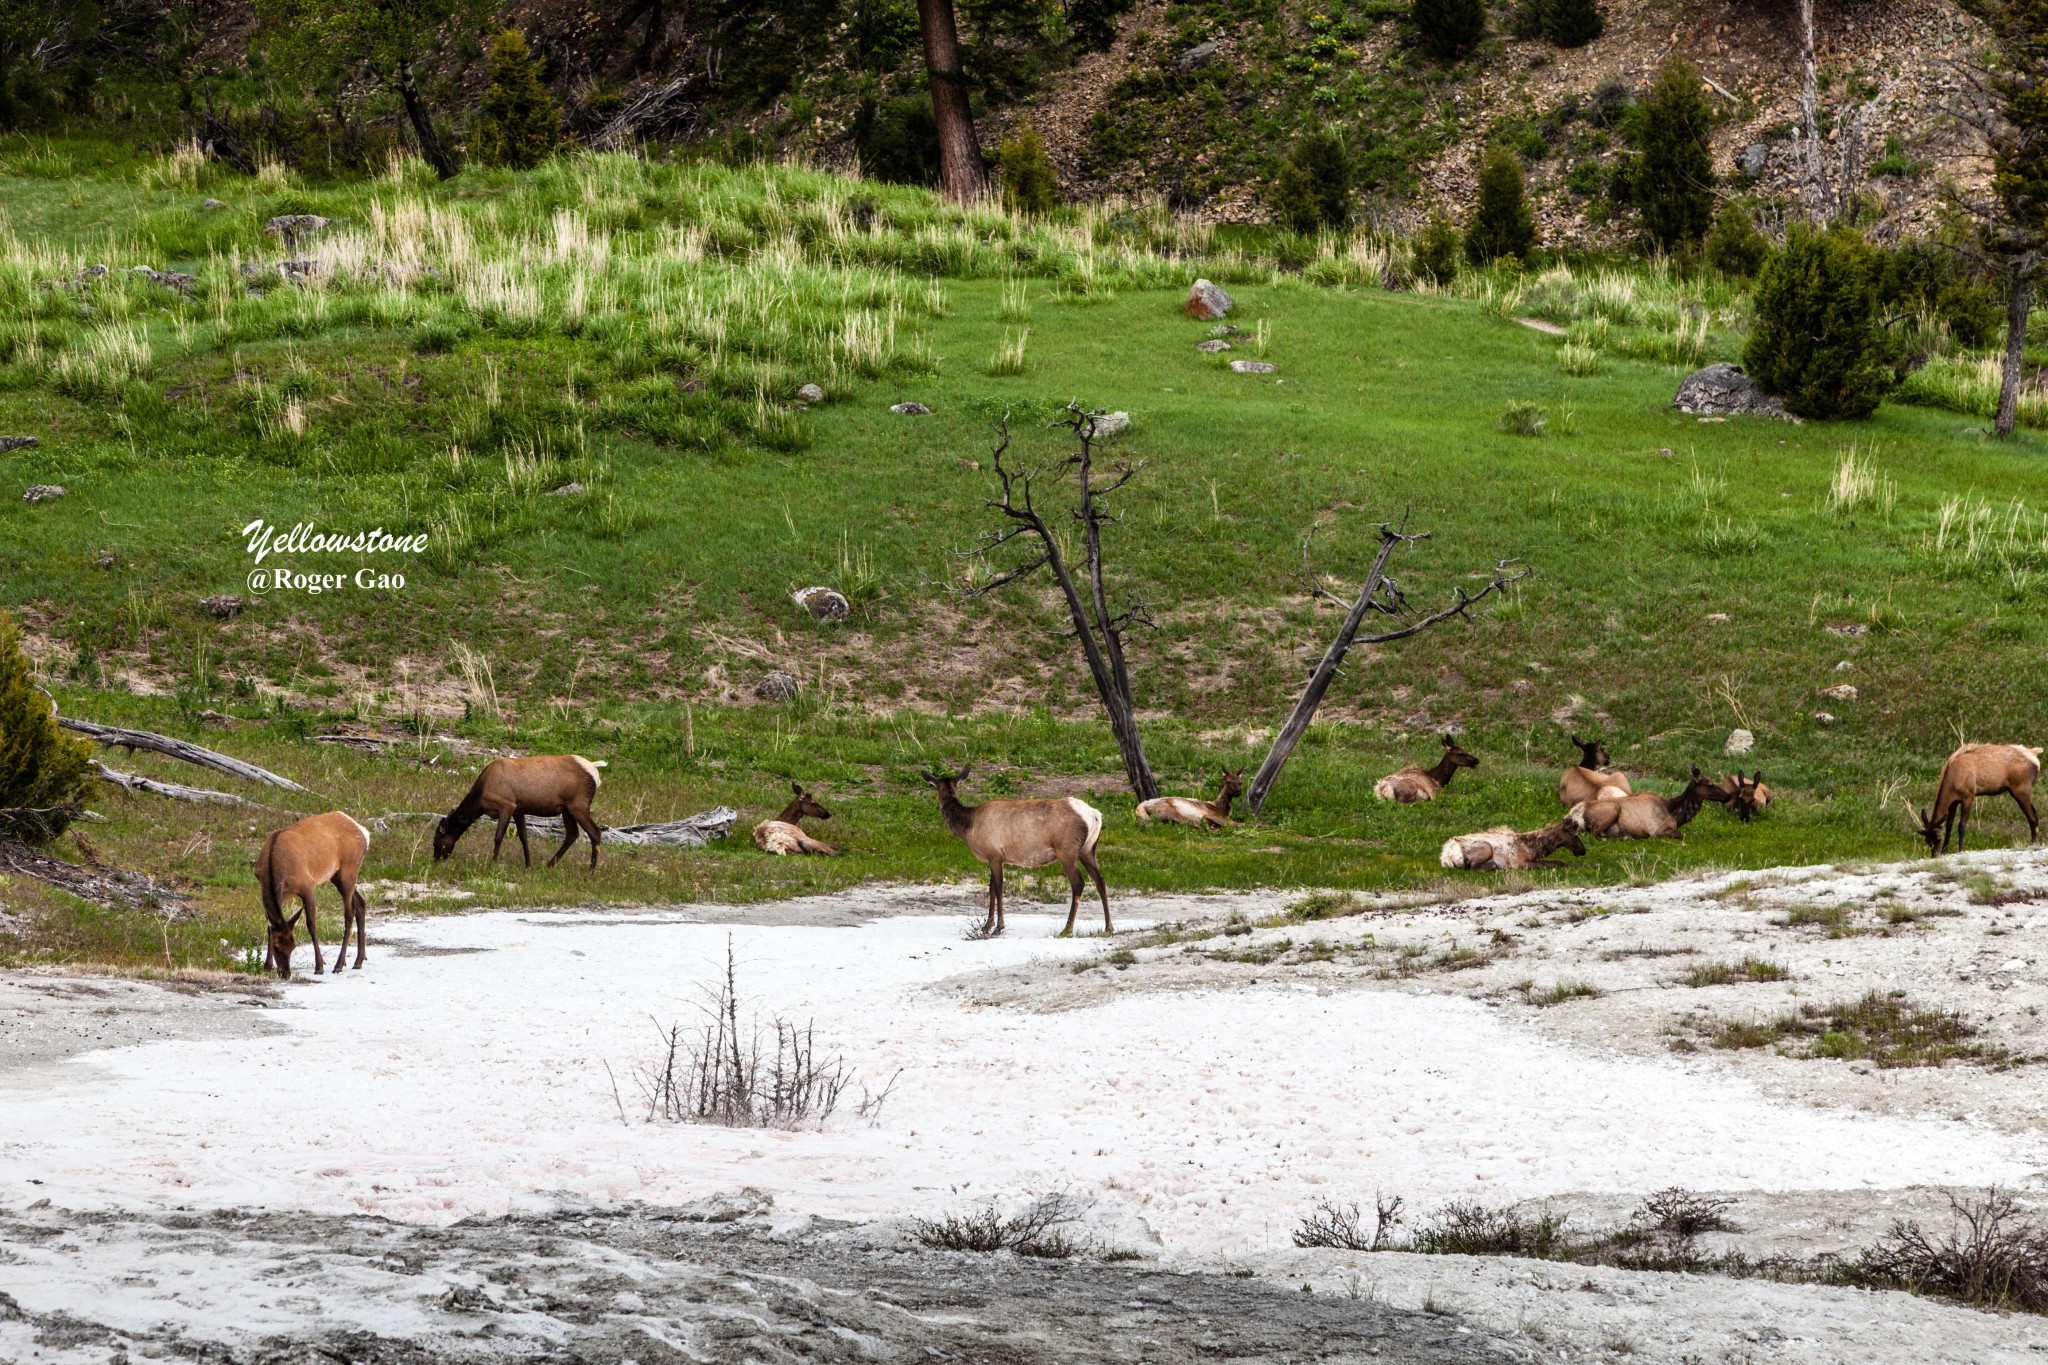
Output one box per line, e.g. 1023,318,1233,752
247,567,407,595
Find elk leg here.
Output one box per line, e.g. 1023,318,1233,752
547,814,580,868
1082,846,1112,935
1060,857,1082,937
515,814,534,867
329,876,350,971
993,861,1007,935
2012,788,2040,844
579,809,602,869
302,892,324,975
982,862,1000,936
490,814,511,862
1957,798,1974,853
350,888,368,967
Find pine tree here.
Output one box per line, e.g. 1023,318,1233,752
998,121,1060,215
1411,0,1486,59
471,28,559,171
1743,222,1894,421
1464,147,1536,264
1703,201,1770,278
1411,209,1463,284
0,609,93,844
1543,0,1604,47
1632,54,1716,251
1268,129,1352,232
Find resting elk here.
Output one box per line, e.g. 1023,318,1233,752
1136,770,1243,829
924,764,1109,937
255,811,371,978
433,754,606,868
1559,735,1631,806
753,782,842,856
1571,766,1731,840
1373,733,1479,804
1439,814,1589,870
1915,744,2042,854
1721,770,1772,822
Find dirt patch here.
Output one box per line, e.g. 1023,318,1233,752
0,970,281,1075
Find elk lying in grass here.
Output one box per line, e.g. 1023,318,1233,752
925,764,1108,937
434,755,606,868
1915,744,2042,854
1722,770,1772,821
1559,734,1632,806
753,782,842,856
1373,733,1479,804
1439,815,1589,870
256,811,371,978
1570,767,1731,840
1136,770,1243,829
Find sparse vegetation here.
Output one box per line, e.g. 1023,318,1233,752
1685,957,1790,987
1705,991,2013,1068
912,1195,1082,1258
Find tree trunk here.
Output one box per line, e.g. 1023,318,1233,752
396,58,458,180
915,0,987,203
1998,276,2031,439
1244,531,1403,818
1798,0,1832,218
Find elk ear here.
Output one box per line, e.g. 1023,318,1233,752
1691,764,1703,779
956,763,974,781
920,770,935,784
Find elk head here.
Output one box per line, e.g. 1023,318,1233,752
266,909,302,979
1219,769,1244,800
789,781,832,821
921,765,973,801
1728,770,1765,822
431,817,459,861
1442,732,1479,770
1914,806,1945,855
1571,734,1611,770
1688,765,1732,803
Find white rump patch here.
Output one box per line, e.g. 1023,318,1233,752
570,755,604,789
1065,797,1104,854
343,813,373,850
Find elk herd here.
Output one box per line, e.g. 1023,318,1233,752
251,732,2043,975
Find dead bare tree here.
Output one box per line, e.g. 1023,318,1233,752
1796,0,1836,219
956,406,1159,801
1243,513,1528,818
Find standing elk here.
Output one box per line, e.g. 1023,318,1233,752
433,755,606,869
1722,770,1772,821
753,782,843,856
1571,766,1731,840
1439,814,1589,870
256,811,371,978
924,764,1109,937
1559,734,1632,806
1373,733,1479,804
1915,744,2042,854
1137,770,1243,829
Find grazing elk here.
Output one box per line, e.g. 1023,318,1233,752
433,754,606,869
1915,744,2042,854
1373,733,1479,804
1439,815,1589,870
1571,766,1731,840
1136,770,1243,829
255,811,371,978
1559,734,1632,807
753,782,843,856
924,764,1109,937
1722,770,1772,822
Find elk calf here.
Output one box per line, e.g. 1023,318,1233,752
434,755,606,869
1571,767,1730,840
1373,733,1479,804
753,782,843,856
255,811,371,978
1439,815,1588,870
1137,770,1243,829
925,765,1108,937
1721,770,1772,822
1916,744,2042,854
1559,734,1632,807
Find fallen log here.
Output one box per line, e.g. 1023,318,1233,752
524,806,738,848
591,77,695,149
58,719,312,793
0,834,189,911
91,760,273,809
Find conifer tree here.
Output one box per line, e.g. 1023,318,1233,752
0,609,93,843
1703,200,1770,278
1632,54,1715,250
1743,222,1893,421
1543,0,1604,48
1464,147,1536,264
1412,0,1486,59
1269,129,1352,232
998,121,1060,215
471,29,559,170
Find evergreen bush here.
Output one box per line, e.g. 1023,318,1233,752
1544,0,1605,47
998,122,1061,215
1412,0,1486,58
1632,55,1716,250
0,609,93,844
470,29,560,171
1743,222,1895,421
1412,210,1463,284
1464,147,1536,264
853,96,941,185
1269,129,1353,232
1703,201,1770,278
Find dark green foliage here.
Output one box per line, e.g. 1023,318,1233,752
1703,201,1770,278
1878,242,2001,349
1507,0,1545,39
848,0,919,72
1411,0,1485,58
1744,222,1896,421
0,609,94,843
853,96,941,186
1412,208,1462,284
1587,77,1630,127
470,29,559,171
1464,147,1535,264
1543,0,1604,47
1269,128,1352,232
1067,0,1139,51
1632,55,1715,250
998,122,1061,215
1564,158,1602,195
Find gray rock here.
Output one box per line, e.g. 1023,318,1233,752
1724,728,1755,756
1178,40,1220,71
1229,359,1277,374
201,198,226,211
1814,711,1839,726
1209,323,1240,336
1185,278,1232,320
1086,411,1131,438
754,670,801,702
1824,622,1870,637
264,214,332,249
797,383,825,402
673,1188,774,1223
22,485,64,503
79,264,108,281
890,401,933,415
198,594,245,619
1673,363,1792,420
791,585,851,620
547,482,585,496
1819,683,1859,701
0,436,37,452
1739,143,1770,178
127,266,196,294
1195,338,1232,352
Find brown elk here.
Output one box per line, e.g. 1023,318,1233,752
1914,744,2042,854
1373,733,1479,804
1559,734,1632,807
753,782,843,856
1721,770,1772,822
1439,814,1589,870
924,764,1109,937
1571,766,1731,840
433,755,606,868
255,811,371,978
1136,770,1243,829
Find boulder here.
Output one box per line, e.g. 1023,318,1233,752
0,436,37,452
199,594,245,619
1673,363,1791,420
1819,683,1859,702
1086,411,1131,438
890,401,933,415
1177,40,1219,71
548,482,585,496
1814,711,1839,726
1195,339,1232,352
1209,323,1240,337
1723,728,1755,756
796,383,825,402
127,266,197,295
21,485,64,503
1185,278,1232,320
1229,359,1276,374
1739,143,1770,178
791,586,851,620
264,214,332,249
201,198,226,211
672,1188,774,1223
754,671,801,702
